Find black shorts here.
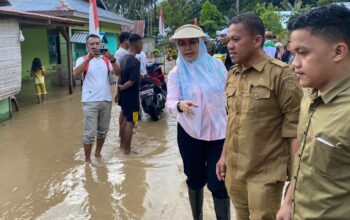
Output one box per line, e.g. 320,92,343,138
122,109,139,124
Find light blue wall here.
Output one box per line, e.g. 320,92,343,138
105,33,117,54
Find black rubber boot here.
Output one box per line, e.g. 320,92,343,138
213,197,231,220
188,187,204,220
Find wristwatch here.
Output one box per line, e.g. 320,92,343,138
177,101,183,113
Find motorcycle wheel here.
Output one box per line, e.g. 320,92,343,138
149,105,160,121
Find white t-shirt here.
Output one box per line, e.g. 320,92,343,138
113,47,129,84
136,51,147,76
263,40,277,58
75,56,113,102
115,47,128,65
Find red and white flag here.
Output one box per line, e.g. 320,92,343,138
89,0,99,36
159,7,165,36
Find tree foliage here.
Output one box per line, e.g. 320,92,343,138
103,0,336,38
160,0,194,31
104,0,155,20
316,0,348,6
256,3,283,36
317,0,332,5
199,1,223,37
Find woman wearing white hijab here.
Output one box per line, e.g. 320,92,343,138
166,24,230,220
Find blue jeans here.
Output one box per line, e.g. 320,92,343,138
177,123,228,199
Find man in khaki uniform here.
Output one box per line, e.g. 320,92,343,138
216,13,303,220
277,5,350,220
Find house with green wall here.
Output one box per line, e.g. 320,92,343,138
4,0,133,83
0,0,133,122
0,7,86,122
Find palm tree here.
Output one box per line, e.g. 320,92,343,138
281,0,303,12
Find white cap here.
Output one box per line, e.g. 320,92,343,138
216,28,228,36
170,24,205,40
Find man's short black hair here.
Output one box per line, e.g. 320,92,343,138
230,13,265,46
288,4,350,47
128,34,142,46
86,34,100,43
119,32,131,43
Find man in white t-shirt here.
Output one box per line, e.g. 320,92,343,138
111,32,130,86
73,34,120,162
263,30,277,58
114,32,132,142
115,32,130,64
136,50,147,77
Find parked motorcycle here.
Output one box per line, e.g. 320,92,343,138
139,63,167,121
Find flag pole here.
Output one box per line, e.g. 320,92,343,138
159,7,166,73
89,0,99,36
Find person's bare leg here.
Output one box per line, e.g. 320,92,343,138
84,144,93,162
119,110,124,139
37,95,41,104
123,122,134,155
41,94,46,103
119,114,127,151
95,138,105,157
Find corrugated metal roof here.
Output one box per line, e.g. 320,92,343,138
71,31,87,43
71,31,107,44
66,0,133,25
0,8,86,25
0,0,10,6
3,0,67,11
4,0,133,26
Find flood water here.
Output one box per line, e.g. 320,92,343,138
0,86,235,219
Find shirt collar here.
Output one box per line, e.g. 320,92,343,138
321,75,350,104
309,75,350,104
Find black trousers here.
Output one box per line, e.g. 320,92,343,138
177,123,228,199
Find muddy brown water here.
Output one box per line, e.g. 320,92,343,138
0,85,235,219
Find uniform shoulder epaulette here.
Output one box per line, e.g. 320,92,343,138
270,58,289,68
228,64,239,74
230,64,238,70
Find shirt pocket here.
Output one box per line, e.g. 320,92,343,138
248,85,271,117
226,87,236,113
310,138,344,177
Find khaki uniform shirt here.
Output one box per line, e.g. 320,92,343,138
292,76,350,220
225,55,303,182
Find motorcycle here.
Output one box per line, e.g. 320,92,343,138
139,62,167,121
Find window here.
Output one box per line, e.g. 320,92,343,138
48,30,61,65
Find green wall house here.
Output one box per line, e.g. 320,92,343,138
5,0,133,69
21,28,50,80
0,8,85,122
3,0,134,98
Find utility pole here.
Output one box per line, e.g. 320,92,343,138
141,0,144,20
154,0,156,36
236,0,239,13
